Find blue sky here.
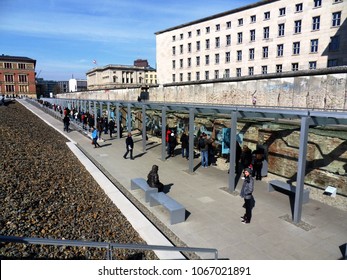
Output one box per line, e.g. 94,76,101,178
1,0,254,81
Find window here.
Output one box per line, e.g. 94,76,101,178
251,15,256,23
18,63,26,69
278,23,285,36
238,18,243,25
180,45,183,54
250,29,255,41
5,74,14,82
206,39,210,49
329,36,340,51
215,37,220,48
226,21,231,29
188,43,192,53
215,70,219,79
312,16,320,31
180,73,183,82
172,60,176,69
226,35,231,46
196,56,200,66
310,39,319,53
205,55,210,65
264,11,270,20
296,3,303,12
237,32,243,43
236,68,242,77
172,35,176,41
262,66,268,74
5,85,15,93
180,33,183,40
249,48,255,60
188,31,192,38
224,69,230,78
314,0,322,8
196,72,200,81
215,54,220,64
276,64,283,73
196,29,201,36
292,63,299,71
293,42,300,55
263,27,270,39
206,26,210,33
294,20,302,33
279,7,286,16
187,58,191,67
309,61,317,69
4,63,12,69
196,41,200,51
263,46,269,58
332,12,341,27
237,50,242,61
19,85,28,93
172,46,176,55
216,24,220,31
18,74,27,83
248,67,254,76
179,59,183,68
205,71,209,80
226,52,231,63
187,72,191,81
172,74,176,83
328,59,338,67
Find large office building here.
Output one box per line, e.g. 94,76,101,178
155,0,346,84
86,59,157,90
0,55,36,97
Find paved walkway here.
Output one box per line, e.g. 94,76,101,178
19,99,347,260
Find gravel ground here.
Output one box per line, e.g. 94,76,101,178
0,101,157,260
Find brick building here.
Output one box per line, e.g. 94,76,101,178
0,55,37,97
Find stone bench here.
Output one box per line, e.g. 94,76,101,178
268,179,310,204
149,192,186,225
130,178,158,203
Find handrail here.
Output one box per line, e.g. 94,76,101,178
0,235,218,260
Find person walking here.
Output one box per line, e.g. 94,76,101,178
91,127,101,148
123,132,134,159
63,115,70,132
198,133,212,168
240,168,255,224
108,118,115,138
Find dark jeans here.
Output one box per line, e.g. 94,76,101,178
124,147,133,159
243,198,253,222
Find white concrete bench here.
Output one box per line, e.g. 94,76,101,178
268,179,310,204
149,192,186,225
130,178,158,203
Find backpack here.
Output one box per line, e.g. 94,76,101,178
198,138,206,149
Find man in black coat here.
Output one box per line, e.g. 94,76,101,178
123,132,134,159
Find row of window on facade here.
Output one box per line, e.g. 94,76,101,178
171,1,343,42
1,62,31,69
2,85,29,93
172,12,342,56
3,74,29,83
171,59,338,82
172,37,339,69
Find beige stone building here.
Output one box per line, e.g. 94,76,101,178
86,59,157,90
155,0,347,84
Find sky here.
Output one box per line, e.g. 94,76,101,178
1,0,254,81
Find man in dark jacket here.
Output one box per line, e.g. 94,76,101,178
147,165,164,192
63,115,70,132
123,132,134,159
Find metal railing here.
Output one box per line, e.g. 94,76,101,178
0,235,218,260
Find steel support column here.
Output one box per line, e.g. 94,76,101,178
127,104,131,133
142,104,147,152
188,107,195,174
228,111,238,192
116,104,120,138
293,116,310,223
93,101,97,127
161,107,167,161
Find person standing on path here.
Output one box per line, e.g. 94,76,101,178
180,131,189,159
63,114,70,132
123,132,134,159
240,168,255,224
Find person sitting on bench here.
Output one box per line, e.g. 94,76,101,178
147,165,164,192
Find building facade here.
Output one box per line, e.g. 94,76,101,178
86,60,157,90
68,78,87,92
155,0,347,84
0,55,36,97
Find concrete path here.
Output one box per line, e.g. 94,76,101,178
19,99,347,260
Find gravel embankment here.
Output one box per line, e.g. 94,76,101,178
0,101,157,259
